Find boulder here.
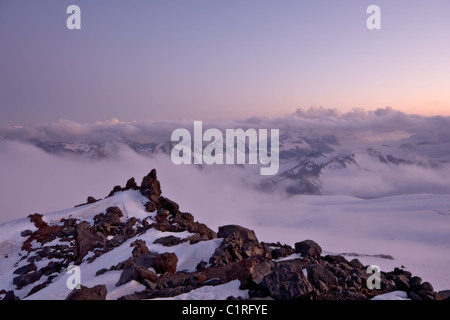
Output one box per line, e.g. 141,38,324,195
349,258,364,269
210,225,268,267
417,281,435,299
153,235,182,247
409,276,422,288
108,185,123,197
26,279,52,297
155,209,169,223
87,196,97,204
270,244,294,260
135,252,178,274
116,265,158,286
173,213,217,241
94,207,123,226
218,225,259,243
226,256,272,289
125,177,138,190
323,255,348,265
259,264,314,300
395,274,410,291
13,263,37,275
28,213,48,229
420,281,434,292
13,270,44,289
2,291,20,300
21,224,63,251
63,218,78,228
294,240,322,260
145,201,157,213
159,197,180,216
141,169,162,198
306,264,338,289
130,239,149,258
65,285,107,300
20,230,33,237
74,221,106,263
438,290,450,300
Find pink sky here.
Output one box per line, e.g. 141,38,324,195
0,0,449,125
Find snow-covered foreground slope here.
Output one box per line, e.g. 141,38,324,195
0,190,227,300
0,169,449,300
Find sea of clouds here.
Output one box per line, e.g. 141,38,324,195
1,107,450,224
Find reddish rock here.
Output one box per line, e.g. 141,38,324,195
135,252,178,274
28,213,48,229
155,209,169,223
131,239,149,258
65,285,107,300
141,169,162,198
74,221,106,263
295,240,322,260
125,177,138,190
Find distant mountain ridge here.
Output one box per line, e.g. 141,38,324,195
267,147,415,196
5,132,440,197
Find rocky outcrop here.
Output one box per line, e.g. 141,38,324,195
141,169,162,199
209,225,269,267
7,168,447,301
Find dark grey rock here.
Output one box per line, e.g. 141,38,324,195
74,221,106,263
13,270,44,288
420,282,434,293
135,252,178,274
217,225,259,243
65,285,107,300
323,255,348,265
116,265,158,287
307,264,338,289
2,291,20,300
409,276,422,288
13,263,37,275
294,240,322,260
349,258,364,269
259,264,314,300
438,290,450,300
153,235,182,247
395,274,410,291
21,230,33,237
202,278,222,286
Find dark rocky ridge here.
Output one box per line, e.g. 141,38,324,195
3,169,448,300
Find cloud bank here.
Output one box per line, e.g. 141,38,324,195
2,107,450,146
1,107,450,224
0,139,266,225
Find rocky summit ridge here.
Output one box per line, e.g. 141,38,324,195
1,169,448,300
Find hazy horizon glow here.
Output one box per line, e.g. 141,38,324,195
1,0,449,125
